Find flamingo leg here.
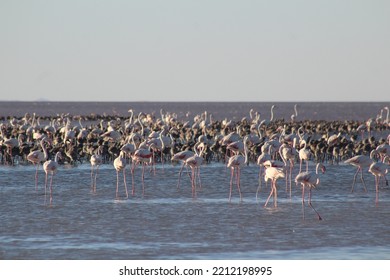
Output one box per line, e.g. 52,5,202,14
131,162,136,195
35,164,39,191
116,171,119,199
90,165,95,191
197,167,202,189
49,173,54,206
123,169,128,198
229,168,234,202
359,168,367,192
256,166,263,202
94,166,99,193
301,186,306,220
289,163,293,199
273,181,278,208
177,162,185,189
44,172,48,205
264,183,274,208
192,168,197,198
236,168,242,202
309,189,322,220
350,167,360,193
375,176,379,206
142,163,146,196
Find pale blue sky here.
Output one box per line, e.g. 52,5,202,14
1,0,389,102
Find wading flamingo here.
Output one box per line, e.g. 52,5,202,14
295,163,326,220
113,151,128,199
27,137,49,191
184,142,205,197
368,157,389,205
227,136,249,202
90,148,103,193
171,149,195,189
263,166,285,208
43,151,62,206
344,149,377,192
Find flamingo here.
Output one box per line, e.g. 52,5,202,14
226,136,249,202
131,144,155,195
171,149,195,189
298,139,311,173
113,151,129,199
43,151,62,206
184,142,205,197
368,157,389,205
263,166,285,207
90,148,103,193
295,163,326,220
278,141,296,197
344,149,377,192
256,147,272,200
291,104,298,122
27,137,49,190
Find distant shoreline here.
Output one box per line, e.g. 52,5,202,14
0,101,388,121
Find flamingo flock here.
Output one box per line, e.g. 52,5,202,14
0,105,389,216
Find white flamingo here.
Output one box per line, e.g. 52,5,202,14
184,142,205,197
344,149,377,192
295,163,326,220
263,166,285,208
171,149,195,189
27,137,49,191
43,151,62,206
131,143,155,196
298,139,311,173
113,151,128,199
90,148,103,193
368,157,389,205
226,136,249,202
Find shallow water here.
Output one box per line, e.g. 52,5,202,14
1,162,390,260
0,101,389,260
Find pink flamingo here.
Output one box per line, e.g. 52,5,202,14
43,151,62,206
184,142,205,197
27,137,49,191
113,151,128,199
368,157,388,205
226,136,249,202
171,149,195,189
131,143,155,196
295,163,326,220
344,149,377,192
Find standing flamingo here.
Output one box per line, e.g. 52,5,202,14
298,139,311,173
256,146,272,200
43,151,62,206
278,141,296,198
263,166,285,207
90,148,103,193
113,151,128,199
368,158,388,205
184,142,205,197
226,136,249,202
344,149,377,192
295,163,326,220
171,149,195,189
27,137,49,191
131,143,155,196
